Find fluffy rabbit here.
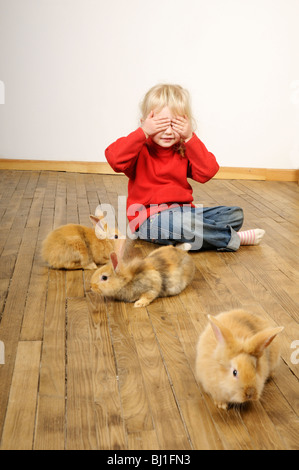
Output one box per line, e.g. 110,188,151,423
195,309,284,410
90,242,195,307
42,213,121,270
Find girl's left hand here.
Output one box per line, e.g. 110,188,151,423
171,115,193,142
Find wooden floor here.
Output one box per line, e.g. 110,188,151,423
0,169,298,450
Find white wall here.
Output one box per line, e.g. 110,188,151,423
0,0,298,169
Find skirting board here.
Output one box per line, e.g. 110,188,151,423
0,158,298,182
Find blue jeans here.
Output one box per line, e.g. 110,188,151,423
136,206,244,251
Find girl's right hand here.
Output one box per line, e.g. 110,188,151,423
141,111,171,138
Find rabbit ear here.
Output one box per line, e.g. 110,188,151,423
90,215,109,239
115,238,126,258
245,326,284,357
94,208,105,219
109,239,127,273
90,213,105,225
90,214,99,226
110,252,119,271
208,315,234,346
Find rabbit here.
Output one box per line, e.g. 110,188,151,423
195,309,284,410
90,242,195,307
42,212,121,270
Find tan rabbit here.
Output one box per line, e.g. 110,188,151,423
90,242,195,307
42,213,121,270
195,309,284,410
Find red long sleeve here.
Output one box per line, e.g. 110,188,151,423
185,133,219,183
105,128,219,231
105,127,146,179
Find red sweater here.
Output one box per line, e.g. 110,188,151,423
105,127,219,232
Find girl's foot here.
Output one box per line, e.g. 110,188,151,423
238,229,265,246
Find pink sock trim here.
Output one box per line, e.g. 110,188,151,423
238,230,255,245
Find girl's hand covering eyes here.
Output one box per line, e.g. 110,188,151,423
171,115,193,142
141,111,171,138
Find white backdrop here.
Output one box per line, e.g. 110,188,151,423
0,0,298,169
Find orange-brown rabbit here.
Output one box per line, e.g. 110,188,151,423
195,309,284,410
91,243,195,307
42,213,121,270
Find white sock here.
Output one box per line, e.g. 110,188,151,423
237,229,265,246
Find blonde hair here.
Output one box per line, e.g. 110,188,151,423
141,83,193,121
140,84,195,156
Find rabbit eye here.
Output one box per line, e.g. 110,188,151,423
233,369,238,377
101,275,108,281
114,234,119,239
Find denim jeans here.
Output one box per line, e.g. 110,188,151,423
136,206,244,251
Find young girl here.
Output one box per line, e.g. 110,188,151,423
105,84,265,251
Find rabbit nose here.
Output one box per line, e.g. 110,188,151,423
244,387,256,400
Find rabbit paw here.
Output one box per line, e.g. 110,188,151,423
134,298,151,308
177,242,192,251
84,262,98,270
215,401,228,410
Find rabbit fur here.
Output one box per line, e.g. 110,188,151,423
195,309,284,410
42,213,121,270
91,242,195,307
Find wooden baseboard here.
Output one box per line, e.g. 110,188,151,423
0,159,114,175
0,158,298,182
216,166,299,182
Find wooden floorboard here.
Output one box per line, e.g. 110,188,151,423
0,169,298,450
